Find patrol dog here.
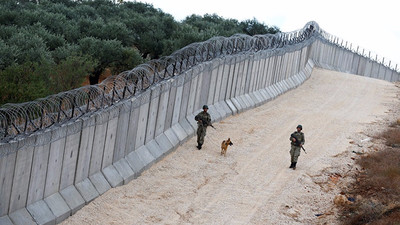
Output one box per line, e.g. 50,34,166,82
221,138,233,157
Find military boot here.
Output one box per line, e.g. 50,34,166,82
197,143,202,150
292,162,297,170
289,162,294,168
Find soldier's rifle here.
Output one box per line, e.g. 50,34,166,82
196,116,216,129
291,133,307,154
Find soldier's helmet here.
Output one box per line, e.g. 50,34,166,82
297,125,302,130
203,105,209,109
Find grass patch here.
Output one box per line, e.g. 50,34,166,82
339,121,400,225
378,127,400,147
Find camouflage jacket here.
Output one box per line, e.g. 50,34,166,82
195,111,211,127
290,131,305,146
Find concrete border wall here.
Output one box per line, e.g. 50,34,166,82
310,38,400,82
0,35,399,224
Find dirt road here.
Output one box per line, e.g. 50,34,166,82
61,68,399,225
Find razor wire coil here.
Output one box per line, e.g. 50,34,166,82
0,21,398,143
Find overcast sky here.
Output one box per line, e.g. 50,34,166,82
135,0,400,69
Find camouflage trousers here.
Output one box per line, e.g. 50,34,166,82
290,145,301,163
197,125,207,145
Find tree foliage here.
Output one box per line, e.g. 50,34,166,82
0,0,280,105
0,62,52,104
49,55,97,93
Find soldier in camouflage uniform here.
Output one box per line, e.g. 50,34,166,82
289,125,305,170
194,105,212,150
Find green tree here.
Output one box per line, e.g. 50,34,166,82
127,12,177,59
51,43,80,63
6,30,53,65
163,23,217,55
26,23,66,51
0,62,52,105
240,19,280,35
78,37,142,84
0,0,282,105
110,47,144,75
182,14,241,37
49,55,97,93
0,40,18,70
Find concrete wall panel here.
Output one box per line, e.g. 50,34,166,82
253,53,262,90
300,47,308,70
26,200,56,225
9,141,34,212
346,52,354,72
60,121,82,190
292,50,299,75
0,146,16,216
248,55,258,93
199,63,212,106
103,165,123,188
125,150,145,176
357,56,366,75
225,58,236,99
258,56,268,90
164,82,177,130
75,115,96,183
232,57,242,97
271,55,279,85
268,56,277,86
193,69,204,111
377,65,386,80
135,90,151,149
219,58,231,101
171,76,184,124
44,127,67,198
213,59,225,102
60,185,84,214
371,61,380,79
257,53,266,89
281,53,289,81
384,68,394,82
44,192,70,224
113,158,135,185
145,85,162,144
186,71,197,116
207,60,220,104
351,54,360,74
179,72,192,120
289,50,297,76
155,82,171,137
277,54,284,82
89,172,110,195
234,56,245,97
126,97,140,154
265,56,273,87
113,101,131,162
241,56,251,95
102,107,119,168
9,208,36,225
27,139,50,205
88,112,108,176
342,51,349,72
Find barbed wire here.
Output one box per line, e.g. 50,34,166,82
0,21,398,143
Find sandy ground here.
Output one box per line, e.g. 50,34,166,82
61,68,400,225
